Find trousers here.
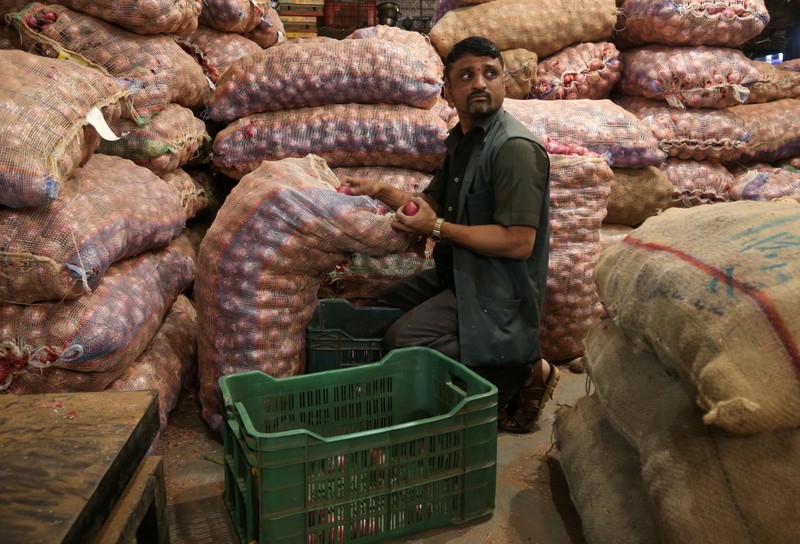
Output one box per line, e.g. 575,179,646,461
378,268,531,411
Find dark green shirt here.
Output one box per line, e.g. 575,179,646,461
424,110,549,287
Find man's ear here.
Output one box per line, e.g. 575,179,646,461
443,83,454,108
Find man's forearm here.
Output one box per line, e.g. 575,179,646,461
438,222,536,260
374,185,441,215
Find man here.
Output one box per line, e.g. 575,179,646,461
344,36,556,433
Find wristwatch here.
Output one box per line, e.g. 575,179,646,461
430,217,445,243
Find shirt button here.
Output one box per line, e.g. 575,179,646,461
448,206,453,211
454,177,459,183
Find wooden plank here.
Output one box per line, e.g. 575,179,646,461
94,456,168,544
0,390,160,544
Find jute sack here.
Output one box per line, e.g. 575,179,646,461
0,153,186,304
205,39,443,122
594,200,800,434
540,155,611,362
501,49,537,99
554,396,662,544
0,241,194,394
195,156,415,432
50,0,200,35
0,50,129,209
212,104,448,179
606,166,674,227
584,319,800,543
616,96,751,162
600,223,634,251
108,294,197,434
13,4,211,124
96,104,209,175
428,0,617,60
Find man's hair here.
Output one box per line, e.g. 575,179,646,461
444,36,504,81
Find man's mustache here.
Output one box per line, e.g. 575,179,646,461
468,91,491,100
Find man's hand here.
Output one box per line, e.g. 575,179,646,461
340,176,379,198
393,196,438,238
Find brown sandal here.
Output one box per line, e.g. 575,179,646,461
498,361,560,433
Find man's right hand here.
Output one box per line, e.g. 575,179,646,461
340,176,379,198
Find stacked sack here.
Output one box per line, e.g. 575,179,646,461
0,48,196,436
556,200,800,543
611,0,800,205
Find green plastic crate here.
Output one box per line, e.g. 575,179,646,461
220,347,498,544
306,299,404,373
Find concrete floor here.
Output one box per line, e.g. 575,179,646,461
156,364,590,544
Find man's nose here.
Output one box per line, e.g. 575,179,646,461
472,72,488,89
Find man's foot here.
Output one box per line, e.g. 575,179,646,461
498,359,560,433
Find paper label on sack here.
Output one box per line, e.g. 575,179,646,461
86,107,120,141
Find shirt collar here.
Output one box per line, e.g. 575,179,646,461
445,107,505,147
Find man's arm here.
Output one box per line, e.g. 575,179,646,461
341,176,442,215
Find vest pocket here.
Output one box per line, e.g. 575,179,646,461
477,295,521,332
465,188,494,225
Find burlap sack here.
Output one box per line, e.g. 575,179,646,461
96,104,209,175
729,164,800,201
243,7,285,48
161,167,221,220
500,49,537,99
428,0,617,60
606,166,674,227
658,158,733,207
584,319,800,543
199,0,269,33
746,61,800,104
540,155,611,362
206,39,443,122
614,0,769,47
195,156,416,432
616,96,751,162
729,99,800,164
212,104,448,179
0,153,186,304
171,25,263,84
600,223,634,251
503,99,667,168
594,200,800,434
554,397,662,544
0,50,129,209
531,42,622,100
619,45,760,109
108,294,197,433
51,0,200,35
13,4,211,124
0,241,194,394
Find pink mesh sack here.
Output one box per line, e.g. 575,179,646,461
531,42,622,100
49,0,200,35
161,167,221,220
195,155,415,432
658,158,733,207
242,6,285,48
172,25,263,84
0,241,194,394
199,0,270,33
729,99,800,163
745,61,800,104
212,104,448,179
0,153,186,304
346,25,444,76
0,50,130,208
729,164,800,201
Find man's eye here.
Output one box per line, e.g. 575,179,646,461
460,73,471,80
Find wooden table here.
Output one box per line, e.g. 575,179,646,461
0,390,167,544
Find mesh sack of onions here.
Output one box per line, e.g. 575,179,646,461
206,39,443,123
347,25,444,76
606,166,674,227
195,155,416,432
0,50,130,209
326,166,435,300
429,0,618,60
530,42,622,100
594,199,800,434
777,58,800,72
540,154,612,362
501,49,538,99
160,167,221,220
430,97,458,129
0,241,194,394
13,4,211,124
659,158,733,207
614,0,769,47
729,99,800,163
503,98,667,167
0,154,185,304
97,104,209,175
729,164,800,201
212,104,448,179
199,0,270,33
619,45,761,109
48,0,200,35
108,294,197,434
745,61,800,104
171,25,262,84
616,96,751,162
242,6,284,48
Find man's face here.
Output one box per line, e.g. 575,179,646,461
444,53,506,120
